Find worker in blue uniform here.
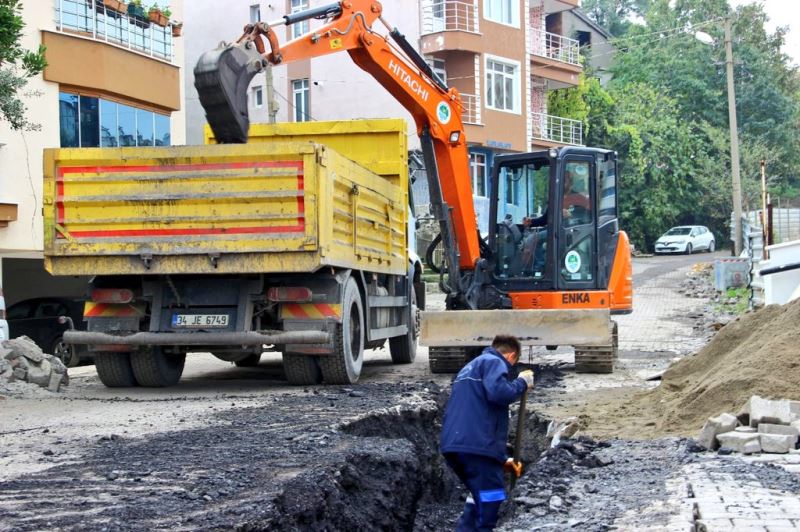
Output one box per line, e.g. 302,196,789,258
440,335,534,531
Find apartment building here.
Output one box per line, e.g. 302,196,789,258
0,0,185,304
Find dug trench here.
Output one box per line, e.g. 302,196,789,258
1,364,762,531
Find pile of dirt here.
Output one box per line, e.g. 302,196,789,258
584,298,800,439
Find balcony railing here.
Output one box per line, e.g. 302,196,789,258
55,0,174,62
421,0,479,35
460,93,480,125
530,29,580,67
531,112,583,145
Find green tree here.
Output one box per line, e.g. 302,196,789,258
0,0,47,130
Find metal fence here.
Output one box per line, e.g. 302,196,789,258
531,112,583,146
420,0,479,35
55,0,174,62
529,29,580,66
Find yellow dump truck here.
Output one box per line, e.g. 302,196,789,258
43,119,423,387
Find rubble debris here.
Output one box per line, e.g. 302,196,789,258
716,431,761,454
0,336,69,395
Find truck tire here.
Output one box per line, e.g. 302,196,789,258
283,354,323,385
94,352,138,388
389,280,418,364
319,277,364,384
131,348,185,387
235,354,262,367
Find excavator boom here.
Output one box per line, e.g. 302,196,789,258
193,0,481,288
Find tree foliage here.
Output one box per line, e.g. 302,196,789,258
567,0,800,249
0,0,47,131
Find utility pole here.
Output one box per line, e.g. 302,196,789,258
725,16,743,256
265,65,278,124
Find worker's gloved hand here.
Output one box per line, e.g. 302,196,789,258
504,458,523,478
519,370,535,389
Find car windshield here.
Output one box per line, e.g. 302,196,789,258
665,227,692,236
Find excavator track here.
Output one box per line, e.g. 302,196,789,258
574,320,618,374
428,346,482,374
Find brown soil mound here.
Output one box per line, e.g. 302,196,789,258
584,298,800,439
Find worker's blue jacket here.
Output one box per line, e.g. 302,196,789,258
440,347,527,463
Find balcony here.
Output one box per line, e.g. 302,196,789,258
529,29,581,86
531,112,583,146
420,0,483,54
530,29,580,66
460,93,481,125
55,0,175,62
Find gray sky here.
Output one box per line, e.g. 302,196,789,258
729,0,800,65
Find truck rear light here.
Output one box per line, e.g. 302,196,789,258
267,287,313,302
91,288,134,304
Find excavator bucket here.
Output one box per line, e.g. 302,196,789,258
194,44,262,144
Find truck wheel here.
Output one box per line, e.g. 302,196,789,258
319,277,364,384
94,352,138,388
389,281,418,364
131,348,185,387
235,354,262,367
283,354,322,385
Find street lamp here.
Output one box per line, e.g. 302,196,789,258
696,17,744,256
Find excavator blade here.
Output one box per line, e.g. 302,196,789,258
419,308,611,347
194,44,262,144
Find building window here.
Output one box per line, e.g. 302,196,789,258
470,153,487,197
59,91,170,148
250,4,261,23
427,57,447,86
485,56,520,113
291,0,309,38
484,0,518,27
292,79,310,122
253,86,264,108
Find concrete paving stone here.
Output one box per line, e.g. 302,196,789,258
780,464,800,474
761,434,797,454
760,424,800,438
765,527,799,532
789,401,800,421
695,518,734,531
699,414,740,450
717,431,761,454
760,519,800,529
746,396,794,427
731,519,770,530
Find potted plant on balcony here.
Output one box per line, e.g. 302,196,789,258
148,3,169,27
171,21,183,37
102,0,127,14
127,0,146,19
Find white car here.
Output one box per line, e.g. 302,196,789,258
654,225,715,254
0,288,8,342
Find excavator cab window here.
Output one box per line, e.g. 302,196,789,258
491,157,552,284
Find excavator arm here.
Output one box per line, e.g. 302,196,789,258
194,0,481,291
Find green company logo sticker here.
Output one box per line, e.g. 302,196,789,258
565,251,581,274
437,102,452,125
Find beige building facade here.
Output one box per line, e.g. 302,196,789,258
0,0,185,303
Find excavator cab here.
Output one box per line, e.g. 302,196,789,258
488,147,622,300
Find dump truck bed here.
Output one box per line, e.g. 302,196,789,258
43,120,408,276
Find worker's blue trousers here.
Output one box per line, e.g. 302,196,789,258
444,453,506,532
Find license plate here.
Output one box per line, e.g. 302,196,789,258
172,314,229,328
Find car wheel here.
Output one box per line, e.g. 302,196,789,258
51,336,79,368
708,240,715,253
686,243,693,255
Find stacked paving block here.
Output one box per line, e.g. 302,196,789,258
696,395,800,454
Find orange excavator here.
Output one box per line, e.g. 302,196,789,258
194,0,632,373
